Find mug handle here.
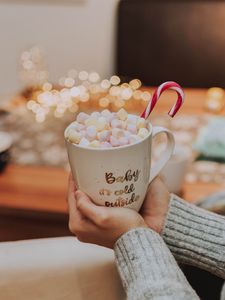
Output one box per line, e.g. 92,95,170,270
149,126,175,183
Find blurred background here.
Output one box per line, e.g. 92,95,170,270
0,1,225,299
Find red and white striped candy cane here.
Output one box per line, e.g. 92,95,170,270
141,81,184,119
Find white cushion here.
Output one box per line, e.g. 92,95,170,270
0,237,125,300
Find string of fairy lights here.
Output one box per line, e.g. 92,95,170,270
26,73,152,123
21,46,225,123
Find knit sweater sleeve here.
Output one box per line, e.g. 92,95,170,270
162,194,225,279
114,228,199,300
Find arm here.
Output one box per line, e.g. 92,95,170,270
162,194,225,279
67,178,199,300
114,228,199,300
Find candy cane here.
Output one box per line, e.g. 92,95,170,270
141,81,184,119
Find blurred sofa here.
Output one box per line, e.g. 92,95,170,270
0,237,125,300
117,0,225,87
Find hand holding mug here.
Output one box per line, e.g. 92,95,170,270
68,176,147,249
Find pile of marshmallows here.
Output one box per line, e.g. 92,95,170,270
65,109,149,148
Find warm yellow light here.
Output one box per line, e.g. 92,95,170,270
79,71,89,81
207,87,224,99
79,93,90,102
115,99,125,108
141,91,151,101
35,113,45,123
89,72,100,83
101,79,111,89
110,75,120,85
27,100,36,110
99,97,110,107
121,88,133,100
133,90,142,100
109,86,121,96
129,79,141,90
64,77,75,88
42,82,53,91
70,86,80,97
69,103,79,113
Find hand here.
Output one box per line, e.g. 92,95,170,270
67,176,147,249
140,177,170,234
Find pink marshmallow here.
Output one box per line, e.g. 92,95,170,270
127,124,137,134
98,130,111,142
110,136,120,147
100,141,113,148
118,137,129,146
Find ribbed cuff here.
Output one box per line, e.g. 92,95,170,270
163,195,225,279
114,228,198,299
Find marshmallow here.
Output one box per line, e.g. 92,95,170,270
118,137,129,146
110,136,120,147
91,112,101,119
117,108,128,121
127,124,137,134
127,114,138,124
96,117,107,131
138,128,149,138
97,130,111,142
111,119,123,129
112,128,124,139
101,109,111,117
86,125,97,139
66,129,82,144
100,141,113,148
89,140,100,148
85,117,97,127
76,112,89,124
137,118,146,129
67,109,149,149
79,137,90,147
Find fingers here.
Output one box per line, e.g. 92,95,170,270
75,191,111,226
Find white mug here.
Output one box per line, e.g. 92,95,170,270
160,145,191,194
65,122,175,211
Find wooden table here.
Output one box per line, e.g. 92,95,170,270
0,88,225,241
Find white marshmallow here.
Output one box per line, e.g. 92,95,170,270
66,130,82,144
137,117,146,129
91,112,101,118
96,117,107,131
86,125,97,139
111,119,123,129
89,140,100,148
85,117,97,127
112,128,124,139
76,112,89,124
127,114,138,124
101,109,111,117
79,137,90,147
117,108,128,121
138,128,149,138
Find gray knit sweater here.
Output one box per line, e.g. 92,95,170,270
114,195,225,300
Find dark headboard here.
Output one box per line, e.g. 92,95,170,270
117,0,225,87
